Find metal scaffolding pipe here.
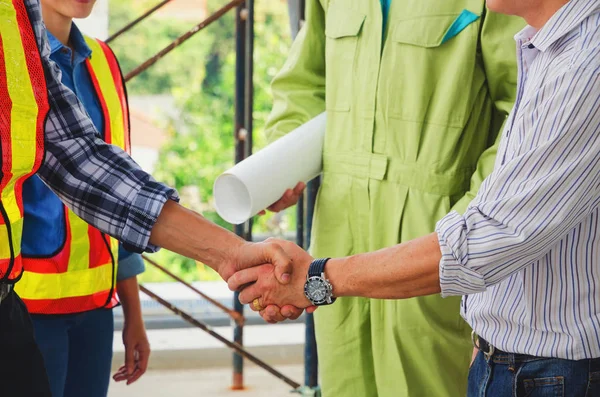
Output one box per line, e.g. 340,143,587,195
124,0,245,82
139,285,302,389
105,0,172,44
231,0,255,388
243,0,254,162
141,255,244,325
232,3,247,390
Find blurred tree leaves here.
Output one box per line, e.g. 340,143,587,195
109,1,294,281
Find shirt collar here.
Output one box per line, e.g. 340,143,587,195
46,23,92,60
517,0,600,52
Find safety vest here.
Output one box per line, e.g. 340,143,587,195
16,36,130,314
0,0,49,284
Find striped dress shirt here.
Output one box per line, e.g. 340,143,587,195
436,0,600,360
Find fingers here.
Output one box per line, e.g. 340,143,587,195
238,283,261,305
235,241,291,284
280,305,304,320
128,345,150,385
306,305,318,314
267,182,306,213
125,343,135,376
127,368,143,385
113,365,129,382
257,304,305,323
261,305,287,323
113,343,151,385
262,242,292,284
259,309,277,324
260,305,304,323
266,190,293,212
294,182,306,195
228,266,263,291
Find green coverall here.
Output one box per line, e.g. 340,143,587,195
265,1,523,395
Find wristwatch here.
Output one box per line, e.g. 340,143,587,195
304,258,336,306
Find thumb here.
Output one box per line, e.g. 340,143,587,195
267,242,292,284
235,241,292,283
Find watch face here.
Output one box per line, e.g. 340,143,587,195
305,277,330,303
307,279,327,301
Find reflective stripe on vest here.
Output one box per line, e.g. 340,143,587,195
0,0,49,283
16,38,129,314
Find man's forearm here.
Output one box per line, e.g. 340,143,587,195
149,201,293,284
149,200,244,272
327,233,442,300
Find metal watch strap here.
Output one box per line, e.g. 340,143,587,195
308,258,330,277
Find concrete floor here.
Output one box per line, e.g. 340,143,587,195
108,319,306,396
108,364,304,397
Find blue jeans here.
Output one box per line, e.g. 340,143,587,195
31,309,114,397
468,348,600,397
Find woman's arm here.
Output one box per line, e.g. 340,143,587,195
113,276,150,385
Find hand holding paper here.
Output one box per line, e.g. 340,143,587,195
258,182,306,215
214,113,326,224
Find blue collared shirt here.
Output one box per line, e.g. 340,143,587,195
22,25,144,281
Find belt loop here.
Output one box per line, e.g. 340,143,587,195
484,342,495,362
508,353,516,373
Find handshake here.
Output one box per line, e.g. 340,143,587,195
215,182,326,323
154,187,337,324
156,185,440,324
222,237,320,324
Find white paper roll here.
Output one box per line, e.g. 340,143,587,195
214,112,327,224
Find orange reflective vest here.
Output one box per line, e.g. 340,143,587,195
16,36,131,314
0,0,49,283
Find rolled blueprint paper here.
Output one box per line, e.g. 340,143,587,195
214,112,327,224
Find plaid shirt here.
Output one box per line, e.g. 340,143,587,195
25,0,178,253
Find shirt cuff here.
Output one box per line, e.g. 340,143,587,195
117,252,146,281
436,210,486,298
121,180,179,253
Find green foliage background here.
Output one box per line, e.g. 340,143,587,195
109,1,295,282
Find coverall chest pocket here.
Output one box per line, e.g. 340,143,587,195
324,6,365,112
388,13,480,129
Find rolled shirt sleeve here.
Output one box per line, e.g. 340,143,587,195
437,211,487,296
436,63,600,297
28,0,178,252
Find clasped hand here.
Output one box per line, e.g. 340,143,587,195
225,238,316,323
